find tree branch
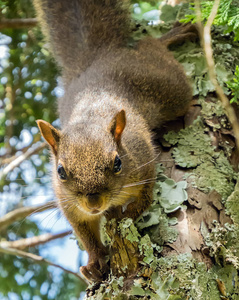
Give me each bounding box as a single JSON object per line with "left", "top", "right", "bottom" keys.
{"left": 0, "top": 245, "right": 88, "bottom": 285}
{"left": 0, "top": 18, "right": 38, "bottom": 30}
{"left": 0, "top": 135, "right": 42, "bottom": 165}
{"left": 0, "top": 230, "right": 72, "bottom": 250}
{"left": 195, "top": 0, "right": 239, "bottom": 151}
{"left": 0, "top": 142, "right": 47, "bottom": 180}
{"left": 0, "top": 201, "right": 56, "bottom": 232}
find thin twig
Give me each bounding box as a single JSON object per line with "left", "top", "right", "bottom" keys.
{"left": 0, "top": 246, "right": 88, "bottom": 285}
{"left": 0, "top": 18, "right": 38, "bottom": 29}
{"left": 5, "top": 84, "right": 15, "bottom": 153}
{"left": 0, "top": 135, "right": 42, "bottom": 165}
{"left": 0, "top": 201, "right": 56, "bottom": 232}
{"left": 0, "top": 230, "right": 72, "bottom": 250}
{"left": 195, "top": 0, "right": 239, "bottom": 150}
{"left": 0, "top": 142, "right": 47, "bottom": 180}
{"left": 194, "top": 0, "right": 203, "bottom": 40}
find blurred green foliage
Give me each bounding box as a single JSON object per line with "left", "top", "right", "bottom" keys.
{"left": 0, "top": 0, "right": 58, "bottom": 147}
{"left": 181, "top": 0, "right": 239, "bottom": 41}
{"left": 0, "top": 0, "right": 58, "bottom": 194}
{"left": 226, "top": 65, "right": 239, "bottom": 103}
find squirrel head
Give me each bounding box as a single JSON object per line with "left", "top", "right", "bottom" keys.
{"left": 36, "top": 110, "right": 133, "bottom": 216}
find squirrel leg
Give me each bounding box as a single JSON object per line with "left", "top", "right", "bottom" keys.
{"left": 122, "top": 184, "right": 153, "bottom": 221}
{"left": 159, "top": 22, "right": 199, "bottom": 48}
{"left": 75, "top": 219, "right": 109, "bottom": 282}
{"left": 106, "top": 184, "right": 153, "bottom": 222}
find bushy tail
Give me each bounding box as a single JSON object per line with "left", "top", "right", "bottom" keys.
{"left": 33, "top": 0, "right": 131, "bottom": 82}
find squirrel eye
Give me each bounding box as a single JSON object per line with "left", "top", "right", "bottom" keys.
{"left": 57, "top": 164, "right": 67, "bottom": 180}
{"left": 113, "top": 155, "right": 122, "bottom": 174}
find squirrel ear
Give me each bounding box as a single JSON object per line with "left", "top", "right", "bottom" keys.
{"left": 109, "top": 110, "right": 126, "bottom": 144}
{"left": 36, "top": 120, "right": 60, "bottom": 155}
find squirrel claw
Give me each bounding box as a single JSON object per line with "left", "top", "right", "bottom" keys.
{"left": 80, "top": 265, "right": 102, "bottom": 282}
{"left": 80, "top": 259, "right": 109, "bottom": 282}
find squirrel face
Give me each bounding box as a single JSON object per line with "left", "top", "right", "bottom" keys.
{"left": 36, "top": 110, "right": 138, "bottom": 217}
{"left": 54, "top": 129, "right": 127, "bottom": 216}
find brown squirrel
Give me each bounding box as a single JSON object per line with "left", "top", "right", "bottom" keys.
{"left": 34, "top": 0, "right": 196, "bottom": 282}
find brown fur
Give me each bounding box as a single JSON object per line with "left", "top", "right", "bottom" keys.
{"left": 34, "top": 0, "right": 196, "bottom": 282}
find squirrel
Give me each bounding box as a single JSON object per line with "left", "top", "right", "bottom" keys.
{"left": 33, "top": 0, "right": 197, "bottom": 282}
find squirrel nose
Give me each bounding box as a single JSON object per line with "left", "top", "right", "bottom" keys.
{"left": 86, "top": 193, "right": 102, "bottom": 209}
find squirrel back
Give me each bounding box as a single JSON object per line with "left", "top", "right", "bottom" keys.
{"left": 58, "top": 38, "right": 192, "bottom": 129}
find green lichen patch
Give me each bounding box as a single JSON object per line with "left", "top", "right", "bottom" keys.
{"left": 200, "top": 98, "right": 231, "bottom": 132}
{"left": 136, "top": 165, "right": 186, "bottom": 246}
{"left": 164, "top": 118, "right": 215, "bottom": 168}
{"left": 129, "top": 254, "right": 221, "bottom": 300}
{"left": 138, "top": 234, "right": 161, "bottom": 265}
{"left": 118, "top": 218, "right": 140, "bottom": 243}
{"left": 204, "top": 221, "right": 239, "bottom": 269}
{"left": 200, "top": 98, "right": 225, "bottom": 120}
{"left": 173, "top": 42, "right": 234, "bottom": 97}
{"left": 133, "top": 254, "right": 238, "bottom": 300}
{"left": 164, "top": 118, "right": 213, "bottom": 167}
{"left": 173, "top": 42, "right": 213, "bottom": 96}
{"left": 193, "top": 157, "right": 236, "bottom": 201}
{"left": 164, "top": 117, "right": 237, "bottom": 200}
{"left": 87, "top": 276, "right": 127, "bottom": 300}
{"left": 172, "top": 29, "right": 239, "bottom": 98}
{"left": 100, "top": 216, "right": 112, "bottom": 246}
{"left": 226, "top": 179, "right": 239, "bottom": 225}
{"left": 136, "top": 204, "right": 178, "bottom": 246}
{"left": 213, "top": 265, "right": 239, "bottom": 299}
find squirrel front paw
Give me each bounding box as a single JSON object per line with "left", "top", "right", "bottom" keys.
{"left": 80, "top": 257, "right": 109, "bottom": 282}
